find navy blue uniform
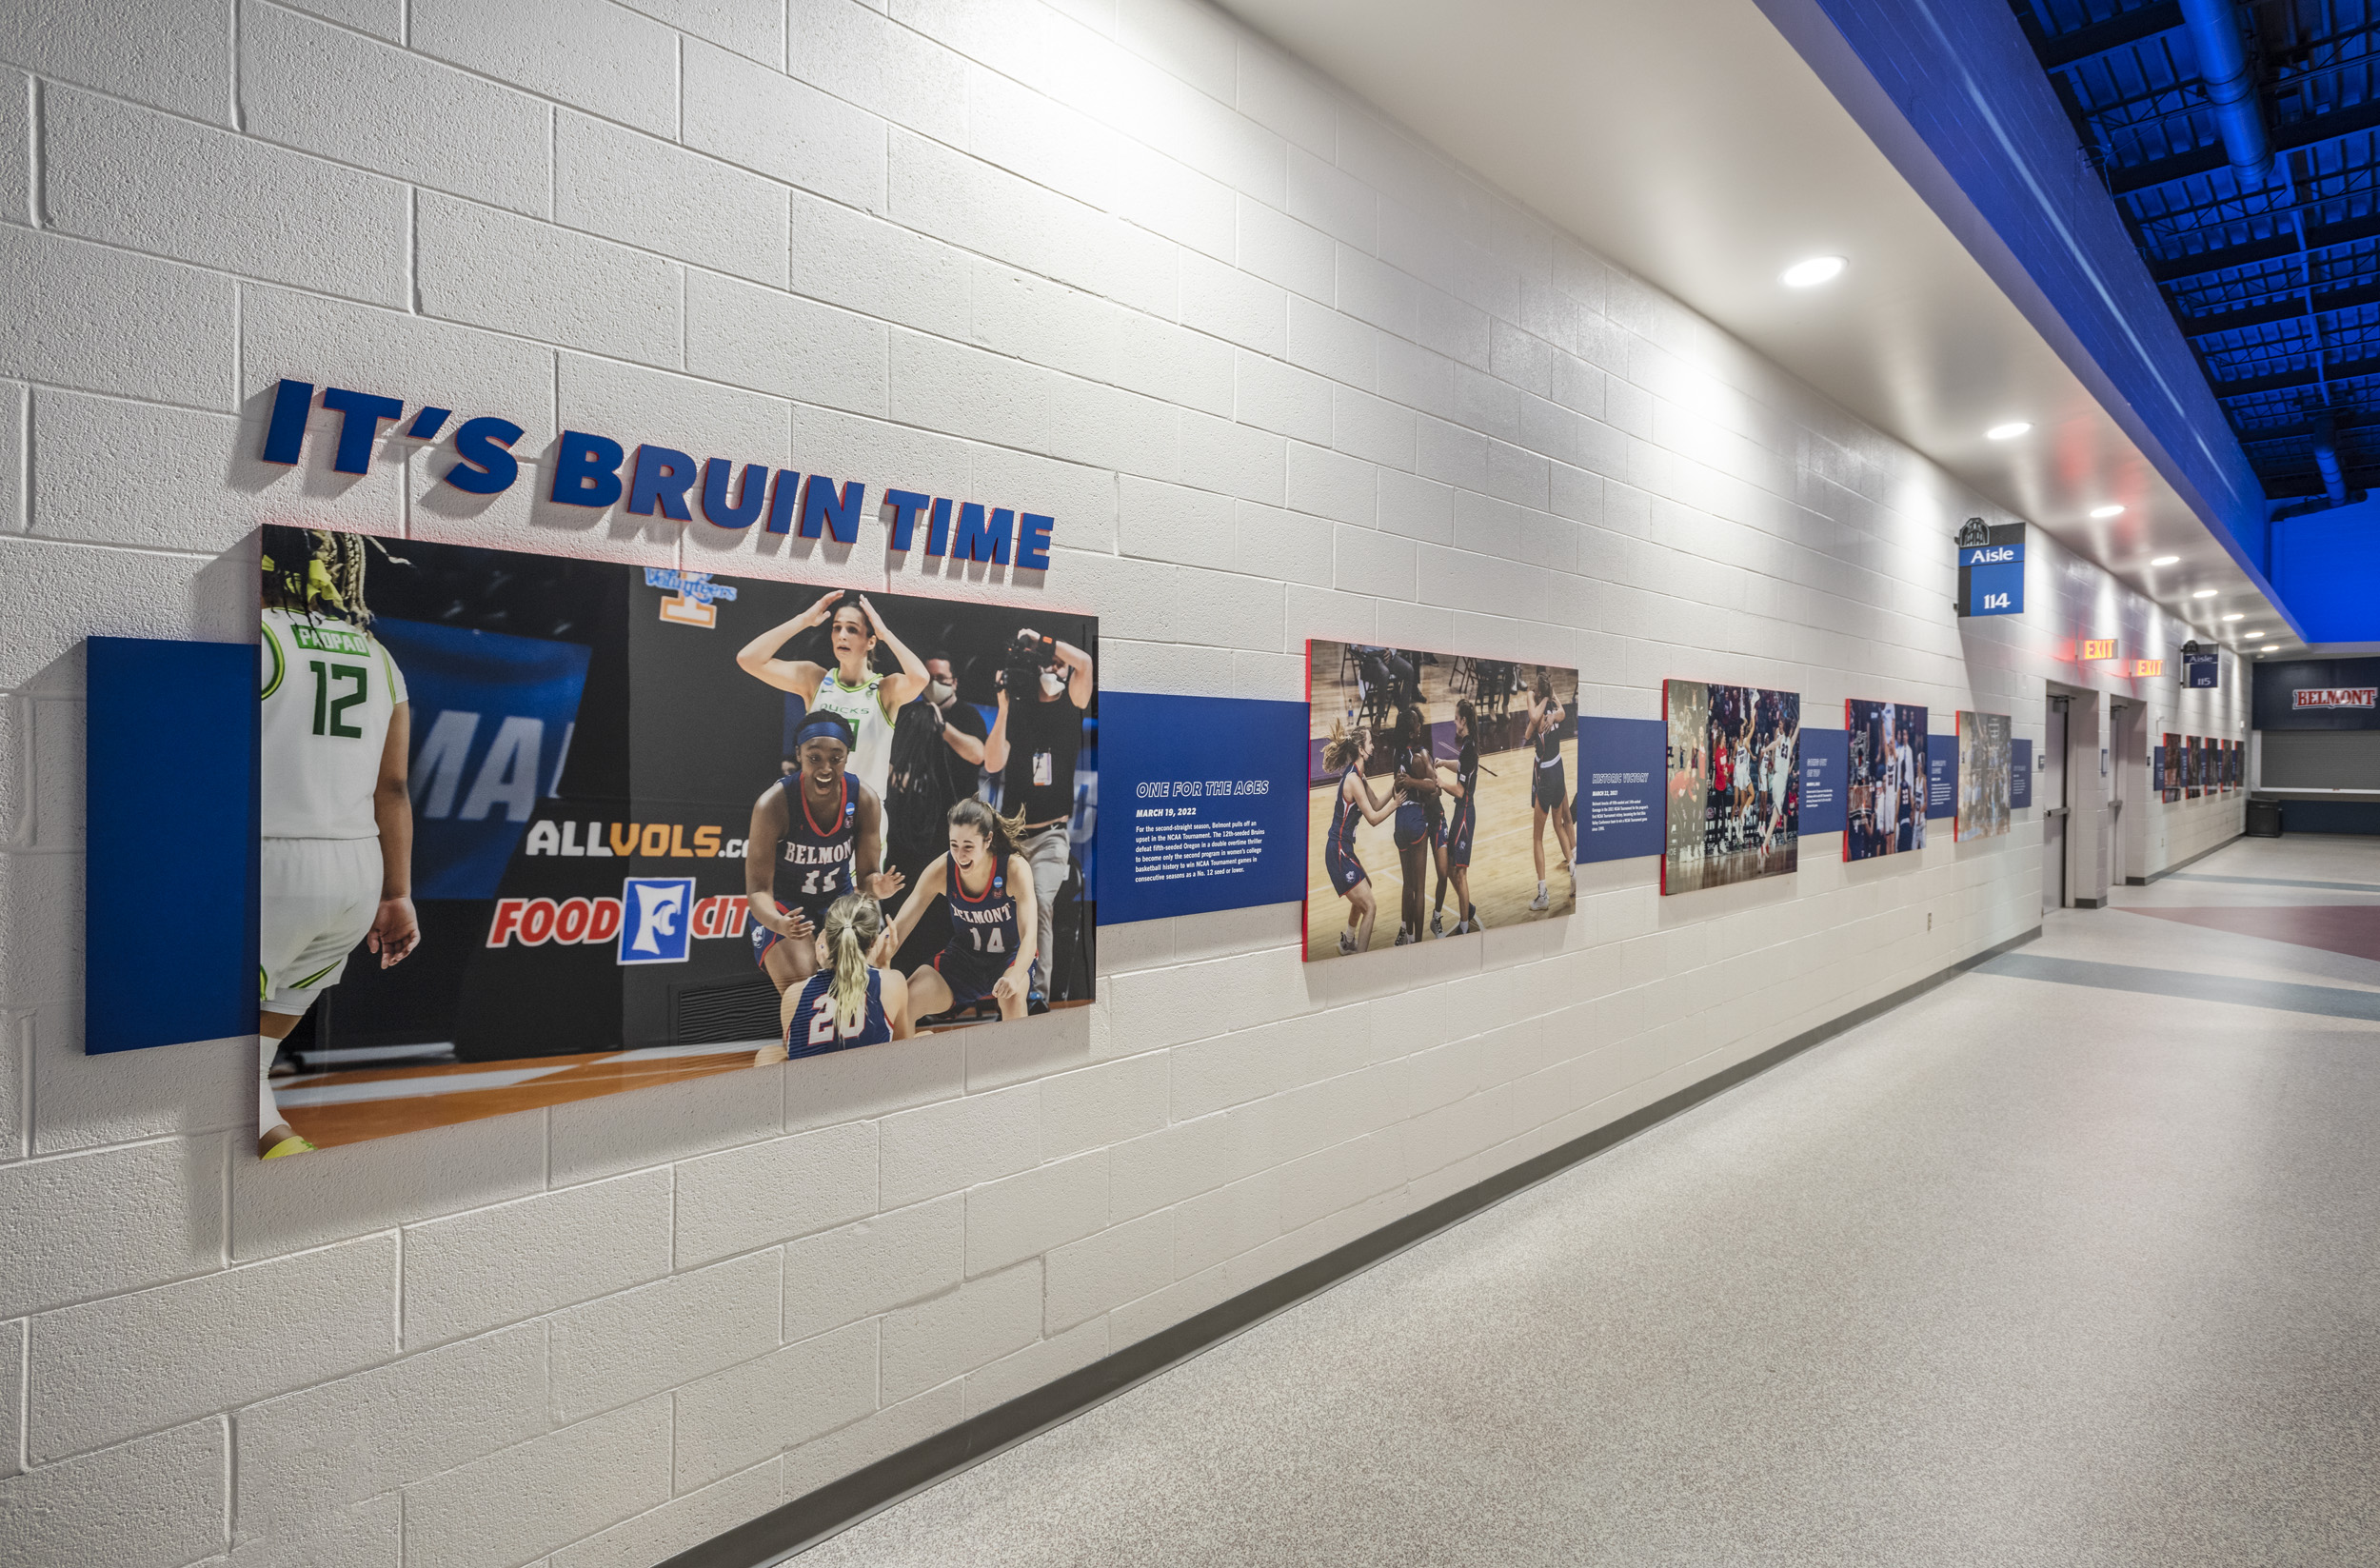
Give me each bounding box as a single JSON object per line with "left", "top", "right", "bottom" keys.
{"left": 1446, "top": 738, "right": 1479, "bottom": 868}
{"left": 786, "top": 967, "right": 892, "bottom": 1057}
{"left": 1324, "top": 764, "right": 1367, "bottom": 892}
{"left": 1392, "top": 742, "right": 1439, "bottom": 849}
{"left": 753, "top": 775, "right": 858, "bottom": 969}
{"left": 934, "top": 860, "right": 1021, "bottom": 1006}
{"left": 1533, "top": 709, "right": 1567, "bottom": 810}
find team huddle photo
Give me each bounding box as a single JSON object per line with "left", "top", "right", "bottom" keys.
{"left": 1845, "top": 699, "right": 1928, "bottom": 862}
{"left": 1302, "top": 642, "right": 1578, "bottom": 961}
{"left": 253, "top": 526, "right": 1097, "bottom": 1159}
{"left": 1661, "top": 679, "right": 1800, "bottom": 895}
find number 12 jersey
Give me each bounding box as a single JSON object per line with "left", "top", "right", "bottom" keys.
{"left": 261, "top": 608, "right": 408, "bottom": 840}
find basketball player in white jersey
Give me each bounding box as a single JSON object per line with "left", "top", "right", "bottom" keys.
{"left": 255, "top": 528, "right": 419, "bottom": 1159}
{"left": 736, "top": 591, "right": 929, "bottom": 807}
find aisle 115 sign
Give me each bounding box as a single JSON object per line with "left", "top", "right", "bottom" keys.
{"left": 1954, "top": 520, "right": 2026, "bottom": 618}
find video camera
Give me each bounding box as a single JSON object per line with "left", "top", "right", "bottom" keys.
{"left": 999, "top": 629, "right": 1060, "bottom": 694}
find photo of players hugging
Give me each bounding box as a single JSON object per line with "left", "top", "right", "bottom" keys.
{"left": 1303, "top": 642, "right": 1578, "bottom": 962}
{"left": 255, "top": 526, "right": 1096, "bottom": 1157}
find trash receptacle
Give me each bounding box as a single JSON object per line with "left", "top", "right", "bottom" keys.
{"left": 2247, "top": 797, "right": 2283, "bottom": 838}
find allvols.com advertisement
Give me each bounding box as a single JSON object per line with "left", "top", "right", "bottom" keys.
{"left": 259, "top": 527, "right": 1097, "bottom": 1154}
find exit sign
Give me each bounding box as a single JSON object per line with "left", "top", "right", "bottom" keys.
{"left": 2132, "top": 659, "right": 2165, "bottom": 677}
{"left": 2080, "top": 639, "right": 2117, "bottom": 661}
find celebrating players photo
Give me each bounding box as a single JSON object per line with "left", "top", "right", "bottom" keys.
{"left": 252, "top": 527, "right": 1096, "bottom": 1156}
{"left": 1304, "top": 642, "right": 1578, "bottom": 961}
{"left": 1955, "top": 711, "right": 2013, "bottom": 842}
{"left": 1661, "top": 678, "right": 1801, "bottom": 895}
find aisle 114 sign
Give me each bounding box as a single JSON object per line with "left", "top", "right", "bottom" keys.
{"left": 1955, "top": 520, "right": 2025, "bottom": 617}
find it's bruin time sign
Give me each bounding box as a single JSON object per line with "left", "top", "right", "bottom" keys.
{"left": 258, "top": 377, "right": 1059, "bottom": 570}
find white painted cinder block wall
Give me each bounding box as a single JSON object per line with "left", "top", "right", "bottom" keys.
{"left": 0, "top": 1, "right": 2246, "bottom": 1563}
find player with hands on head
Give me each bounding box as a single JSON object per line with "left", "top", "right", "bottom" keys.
{"left": 755, "top": 893, "right": 912, "bottom": 1066}
{"left": 745, "top": 712, "right": 903, "bottom": 997}
{"left": 887, "top": 798, "right": 1039, "bottom": 1022}
{"left": 1321, "top": 721, "right": 1403, "bottom": 956}
{"left": 735, "top": 590, "right": 928, "bottom": 804}
{"left": 255, "top": 527, "right": 419, "bottom": 1160}
{"left": 982, "top": 625, "right": 1093, "bottom": 1003}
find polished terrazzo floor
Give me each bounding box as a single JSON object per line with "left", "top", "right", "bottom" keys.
{"left": 802, "top": 835, "right": 2380, "bottom": 1566}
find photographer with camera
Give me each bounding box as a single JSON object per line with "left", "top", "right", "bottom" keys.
{"left": 983, "top": 627, "right": 1094, "bottom": 1006}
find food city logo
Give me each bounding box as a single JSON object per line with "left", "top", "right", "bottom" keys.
{"left": 2293, "top": 686, "right": 2379, "bottom": 708}
{"left": 258, "top": 376, "right": 1058, "bottom": 569}
{"left": 485, "top": 879, "right": 752, "bottom": 964}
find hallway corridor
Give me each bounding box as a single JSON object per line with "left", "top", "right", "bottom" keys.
{"left": 803, "top": 837, "right": 2380, "bottom": 1566}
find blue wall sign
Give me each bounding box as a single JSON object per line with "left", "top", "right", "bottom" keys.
{"left": 1096, "top": 691, "right": 1305, "bottom": 923}
{"left": 1957, "top": 526, "right": 2027, "bottom": 618}
{"left": 2182, "top": 650, "right": 2219, "bottom": 689}
{"left": 2012, "top": 739, "right": 2033, "bottom": 808}
{"left": 1927, "top": 733, "right": 1957, "bottom": 819}
{"left": 1577, "top": 717, "right": 1665, "bottom": 863}
{"left": 1800, "top": 727, "right": 1849, "bottom": 836}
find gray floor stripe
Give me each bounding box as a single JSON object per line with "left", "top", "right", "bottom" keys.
{"left": 2166, "top": 872, "right": 2380, "bottom": 894}
{"left": 1976, "top": 952, "right": 2380, "bottom": 1022}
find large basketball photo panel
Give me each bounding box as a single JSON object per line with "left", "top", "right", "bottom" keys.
{"left": 255, "top": 527, "right": 1097, "bottom": 1155}
{"left": 1303, "top": 642, "right": 1578, "bottom": 959}
{"left": 1845, "top": 699, "right": 1928, "bottom": 862}
{"left": 1660, "top": 679, "right": 1800, "bottom": 895}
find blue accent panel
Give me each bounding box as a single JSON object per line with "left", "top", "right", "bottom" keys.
{"left": 375, "top": 619, "right": 593, "bottom": 899}
{"left": 1760, "top": 0, "right": 2283, "bottom": 603}
{"left": 1799, "top": 727, "right": 1849, "bottom": 835}
{"left": 86, "top": 637, "right": 257, "bottom": 1053}
{"left": 2253, "top": 654, "right": 2380, "bottom": 729}
{"left": 1576, "top": 717, "right": 1664, "bottom": 863}
{"left": 2013, "top": 739, "right": 2033, "bottom": 808}
{"left": 1927, "top": 733, "right": 1957, "bottom": 820}
{"left": 1097, "top": 691, "right": 1305, "bottom": 923}
{"left": 2271, "top": 499, "right": 2380, "bottom": 643}
{"left": 2269, "top": 799, "right": 2380, "bottom": 835}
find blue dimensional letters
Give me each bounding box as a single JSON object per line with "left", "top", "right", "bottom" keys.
{"left": 552, "top": 430, "right": 626, "bottom": 507}
{"left": 444, "top": 416, "right": 522, "bottom": 495}
{"left": 255, "top": 374, "right": 1058, "bottom": 564}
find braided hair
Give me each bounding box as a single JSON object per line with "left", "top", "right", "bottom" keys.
{"left": 259, "top": 526, "right": 374, "bottom": 625}
{"left": 817, "top": 894, "right": 886, "bottom": 1036}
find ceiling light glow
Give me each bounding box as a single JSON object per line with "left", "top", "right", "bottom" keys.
{"left": 2246, "top": 630, "right": 2265, "bottom": 639}
{"left": 2089, "top": 504, "right": 2125, "bottom": 519}
{"left": 1986, "top": 422, "right": 2033, "bottom": 441}
{"left": 2221, "top": 613, "right": 2244, "bottom": 622}
{"left": 2192, "top": 588, "right": 2218, "bottom": 599}
{"left": 2150, "top": 555, "right": 2180, "bottom": 566}
{"left": 1780, "top": 255, "right": 1847, "bottom": 288}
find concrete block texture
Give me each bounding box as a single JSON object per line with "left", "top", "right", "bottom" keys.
{"left": 29, "top": 1235, "right": 397, "bottom": 1461}
{"left": 43, "top": 89, "right": 407, "bottom": 307}
{"left": 0, "top": 0, "right": 2253, "bottom": 1561}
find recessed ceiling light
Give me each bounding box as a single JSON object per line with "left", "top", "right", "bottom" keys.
{"left": 1780, "top": 255, "right": 1847, "bottom": 288}
{"left": 2192, "top": 588, "right": 2218, "bottom": 599}
{"left": 2150, "top": 554, "right": 2180, "bottom": 566}
{"left": 2246, "top": 630, "right": 2265, "bottom": 639}
{"left": 2221, "top": 613, "right": 2244, "bottom": 622}
{"left": 1986, "top": 422, "right": 2033, "bottom": 441}
{"left": 2089, "top": 504, "right": 2125, "bottom": 519}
